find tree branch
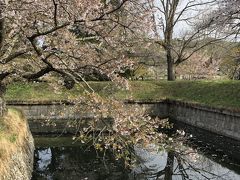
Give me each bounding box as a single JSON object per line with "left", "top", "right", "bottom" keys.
{"left": 23, "top": 66, "right": 53, "bottom": 80}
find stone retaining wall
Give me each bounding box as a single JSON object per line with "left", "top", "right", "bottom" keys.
{"left": 168, "top": 100, "right": 240, "bottom": 141}
{"left": 124, "top": 100, "right": 169, "bottom": 118}
{"left": 7, "top": 100, "right": 240, "bottom": 141}
{"left": 7, "top": 101, "right": 112, "bottom": 134}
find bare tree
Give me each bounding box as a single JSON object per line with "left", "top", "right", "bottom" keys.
{"left": 206, "top": 0, "right": 240, "bottom": 37}
{"left": 148, "top": 0, "right": 225, "bottom": 80}
{"left": 201, "top": 0, "right": 240, "bottom": 80}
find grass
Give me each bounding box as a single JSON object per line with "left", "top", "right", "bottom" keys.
{"left": 5, "top": 80, "right": 240, "bottom": 110}
{"left": 5, "top": 81, "right": 114, "bottom": 101}
{"left": 0, "top": 109, "right": 30, "bottom": 176}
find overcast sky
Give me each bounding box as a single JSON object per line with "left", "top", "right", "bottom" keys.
{"left": 154, "top": 0, "right": 215, "bottom": 38}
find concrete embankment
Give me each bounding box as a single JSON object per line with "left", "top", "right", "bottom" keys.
{"left": 167, "top": 100, "right": 240, "bottom": 141}
{"left": 128, "top": 100, "right": 240, "bottom": 141}
{"left": 0, "top": 109, "right": 34, "bottom": 180}
{"left": 7, "top": 100, "right": 115, "bottom": 134}
{"left": 7, "top": 100, "right": 240, "bottom": 141}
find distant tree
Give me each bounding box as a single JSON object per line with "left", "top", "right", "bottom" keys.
{"left": 206, "top": 0, "right": 240, "bottom": 37}
{"left": 148, "top": 0, "right": 225, "bottom": 80}
{"left": 202, "top": 0, "right": 240, "bottom": 80}
{"left": 220, "top": 45, "right": 240, "bottom": 80}
{"left": 176, "top": 50, "right": 220, "bottom": 80}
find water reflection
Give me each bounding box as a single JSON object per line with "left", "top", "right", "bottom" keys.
{"left": 32, "top": 144, "right": 129, "bottom": 180}
{"left": 172, "top": 121, "right": 240, "bottom": 175}
{"left": 32, "top": 136, "right": 240, "bottom": 180}
{"left": 132, "top": 148, "right": 240, "bottom": 180}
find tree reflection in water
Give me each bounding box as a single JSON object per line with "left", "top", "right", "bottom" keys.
{"left": 32, "top": 146, "right": 129, "bottom": 180}
{"left": 132, "top": 147, "right": 240, "bottom": 180}
{"left": 32, "top": 141, "right": 240, "bottom": 180}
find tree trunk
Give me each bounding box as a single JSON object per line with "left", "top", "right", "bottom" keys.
{"left": 0, "top": 18, "right": 4, "bottom": 49}
{"left": 0, "top": 1, "right": 5, "bottom": 50}
{"left": 164, "top": 151, "right": 174, "bottom": 180}
{"left": 166, "top": 48, "right": 175, "bottom": 81}
{"left": 162, "top": 0, "right": 179, "bottom": 81}
{"left": 0, "top": 83, "right": 6, "bottom": 117}
{"left": 164, "top": 23, "right": 175, "bottom": 81}
{"left": 166, "top": 46, "right": 175, "bottom": 81}
{"left": 0, "top": 1, "right": 6, "bottom": 117}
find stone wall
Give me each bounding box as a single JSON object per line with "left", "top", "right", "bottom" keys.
{"left": 125, "top": 100, "right": 169, "bottom": 118}
{"left": 168, "top": 100, "right": 240, "bottom": 141}
{"left": 7, "top": 100, "right": 168, "bottom": 134}
{"left": 6, "top": 100, "right": 240, "bottom": 141}
{"left": 128, "top": 100, "right": 240, "bottom": 141}
{"left": 7, "top": 101, "right": 111, "bottom": 134}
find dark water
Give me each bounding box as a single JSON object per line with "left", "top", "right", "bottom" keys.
{"left": 32, "top": 123, "right": 240, "bottom": 180}
{"left": 31, "top": 137, "right": 128, "bottom": 180}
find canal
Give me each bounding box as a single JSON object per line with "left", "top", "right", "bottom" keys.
{"left": 31, "top": 122, "right": 240, "bottom": 180}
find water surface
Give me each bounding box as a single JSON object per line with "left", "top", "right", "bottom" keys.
{"left": 32, "top": 124, "right": 240, "bottom": 180}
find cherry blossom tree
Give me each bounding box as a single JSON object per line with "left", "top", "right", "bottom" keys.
{"left": 0, "top": 0, "right": 171, "bottom": 166}
{"left": 176, "top": 49, "right": 221, "bottom": 80}
{"left": 0, "top": 0, "right": 153, "bottom": 104}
